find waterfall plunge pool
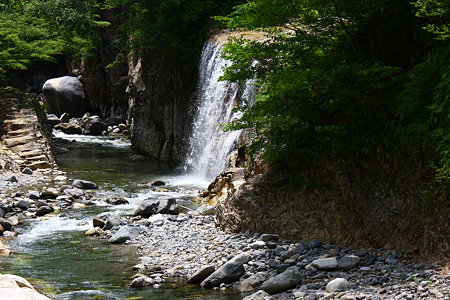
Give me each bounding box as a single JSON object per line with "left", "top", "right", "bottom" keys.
{"left": 0, "top": 135, "right": 241, "bottom": 300}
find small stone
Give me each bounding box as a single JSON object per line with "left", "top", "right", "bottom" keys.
{"left": 151, "top": 180, "right": 166, "bottom": 186}
{"left": 250, "top": 241, "right": 266, "bottom": 249}
{"left": 108, "top": 226, "right": 142, "bottom": 244}
{"left": 28, "top": 191, "right": 40, "bottom": 199}
{"left": 201, "top": 261, "right": 245, "bottom": 288}
{"left": 243, "top": 290, "right": 274, "bottom": 300}
{"left": 60, "top": 112, "right": 70, "bottom": 123}
{"left": 35, "top": 206, "right": 54, "bottom": 216}
{"left": 338, "top": 255, "right": 360, "bottom": 270}
{"left": 72, "top": 179, "right": 98, "bottom": 189}
{"left": 326, "top": 278, "right": 350, "bottom": 292}
{"left": 21, "top": 168, "right": 33, "bottom": 175}
{"left": 54, "top": 175, "right": 67, "bottom": 182}
{"left": 85, "top": 227, "right": 104, "bottom": 236}
{"left": 261, "top": 267, "right": 301, "bottom": 294}
{"left": 196, "top": 205, "right": 216, "bottom": 216}
{"left": 93, "top": 218, "right": 105, "bottom": 228}
{"left": 312, "top": 257, "right": 338, "bottom": 270}
{"left": 260, "top": 234, "right": 280, "bottom": 242}
{"left": 130, "top": 276, "right": 154, "bottom": 288}
{"left": 6, "top": 176, "right": 18, "bottom": 183}
{"left": 16, "top": 199, "right": 31, "bottom": 210}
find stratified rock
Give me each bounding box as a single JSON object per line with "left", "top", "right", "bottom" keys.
{"left": 107, "top": 226, "right": 142, "bottom": 244}
{"left": 326, "top": 278, "right": 350, "bottom": 292}
{"left": 187, "top": 265, "right": 216, "bottom": 284}
{"left": 35, "top": 206, "right": 54, "bottom": 217}
{"left": 312, "top": 257, "right": 338, "bottom": 270}
{"left": 260, "top": 267, "right": 301, "bottom": 294}
{"left": 83, "top": 119, "right": 108, "bottom": 136}
{"left": 338, "top": 255, "right": 360, "bottom": 270}
{"left": 42, "top": 76, "right": 90, "bottom": 117}
{"left": 72, "top": 179, "right": 98, "bottom": 189}
{"left": 134, "top": 199, "right": 178, "bottom": 218}
{"left": 260, "top": 234, "right": 280, "bottom": 242}
{"left": 243, "top": 290, "right": 274, "bottom": 300}
{"left": 201, "top": 261, "right": 245, "bottom": 288}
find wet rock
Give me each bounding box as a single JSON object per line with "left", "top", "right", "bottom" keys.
{"left": 187, "top": 265, "right": 216, "bottom": 284}
{"left": 201, "top": 261, "right": 245, "bottom": 288}
{"left": 196, "top": 205, "right": 216, "bottom": 216}
{"left": 0, "top": 218, "right": 12, "bottom": 231}
{"left": 261, "top": 267, "right": 301, "bottom": 294}
{"left": 60, "top": 112, "right": 70, "bottom": 123}
{"left": 6, "top": 176, "right": 18, "bottom": 183}
{"left": 134, "top": 199, "right": 178, "bottom": 218}
{"left": 40, "top": 188, "right": 60, "bottom": 199}
{"left": 326, "top": 278, "right": 350, "bottom": 292}
{"left": 72, "top": 179, "right": 98, "bottom": 189}
{"left": 338, "top": 255, "right": 360, "bottom": 270}
{"left": 21, "top": 168, "right": 33, "bottom": 175}
{"left": 103, "top": 214, "right": 124, "bottom": 230}
{"left": 260, "top": 234, "right": 280, "bottom": 242}
{"left": 106, "top": 197, "right": 129, "bottom": 205}
{"left": 93, "top": 218, "right": 105, "bottom": 229}
{"left": 243, "top": 290, "right": 274, "bottom": 300}
{"left": 312, "top": 257, "right": 338, "bottom": 270}
{"left": 64, "top": 188, "right": 85, "bottom": 198}
{"left": 130, "top": 275, "right": 154, "bottom": 288}
{"left": 151, "top": 180, "right": 166, "bottom": 186}
{"left": 85, "top": 227, "right": 104, "bottom": 236}
{"left": 54, "top": 176, "right": 67, "bottom": 182}
{"left": 35, "top": 206, "right": 54, "bottom": 217}
{"left": 28, "top": 191, "right": 40, "bottom": 199}
{"left": 83, "top": 119, "right": 108, "bottom": 136}
{"left": 108, "top": 226, "right": 142, "bottom": 244}
{"left": 54, "top": 123, "right": 83, "bottom": 134}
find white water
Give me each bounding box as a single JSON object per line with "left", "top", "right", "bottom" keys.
{"left": 184, "top": 39, "right": 255, "bottom": 181}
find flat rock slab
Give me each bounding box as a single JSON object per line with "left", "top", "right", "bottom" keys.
{"left": 201, "top": 261, "right": 245, "bottom": 288}
{"left": 312, "top": 257, "right": 338, "bottom": 270}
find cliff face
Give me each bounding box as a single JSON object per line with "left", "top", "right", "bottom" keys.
{"left": 127, "top": 55, "right": 196, "bottom": 162}
{"left": 212, "top": 158, "right": 449, "bottom": 259}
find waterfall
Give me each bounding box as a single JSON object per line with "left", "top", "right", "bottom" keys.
{"left": 184, "top": 39, "right": 254, "bottom": 181}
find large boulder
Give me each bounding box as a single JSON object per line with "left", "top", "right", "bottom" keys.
{"left": 107, "top": 226, "right": 142, "bottom": 244}
{"left": 0, "top": 273, "right": 51, "bottom": 300}
{"left": 83, "top": 119, "right": 108, "bottom": 136}
{"left": 201, "top": 261, "right": 245, "bottom": 288}
{"left": 134, "top": 199, "right": 178, "bottom": 218}
{"left": 42, "top": 76, "right": 90, "bottom": 117}
{"left": 260, "top": 267, "right": 301, "bottom": 294}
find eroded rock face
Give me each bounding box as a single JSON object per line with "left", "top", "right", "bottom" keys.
{"left": 42, "top": 76, "right": 90, "bottom": 118}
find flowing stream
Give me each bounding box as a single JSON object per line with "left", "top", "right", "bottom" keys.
{"left": 0, "top": 134, "right": 240, "bottom": 299}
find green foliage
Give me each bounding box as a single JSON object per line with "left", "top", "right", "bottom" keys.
{"left": 0, "top": 0, "right": 106, "bottom": 82}
{"left": 104, "top": 0, "right": 242, "bottom": 66}
{"left": 415, "top": 0, "right": 450, "bottom": 39}
{"left": 218, "top": 0, "right": 450, "bottom": 188}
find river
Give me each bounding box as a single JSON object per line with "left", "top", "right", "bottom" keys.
{"left": 0, "top": 133, "right": 241, "bottom": 300}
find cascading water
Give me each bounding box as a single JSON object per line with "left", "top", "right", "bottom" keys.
{"left": 184, "top": 39, "right": 254, "bottom": 181}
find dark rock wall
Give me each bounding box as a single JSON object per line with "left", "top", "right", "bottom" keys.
{"left": 127, "top": 55, "right": 196, "bottom": 162}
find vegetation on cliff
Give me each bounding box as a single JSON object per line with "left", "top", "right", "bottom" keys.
{"left": 218, "top": 0, "right": 449, "bottom": 195}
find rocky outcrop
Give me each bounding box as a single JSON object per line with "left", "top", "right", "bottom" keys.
{"left": 214, "top": 160, "right": 450, "bottom": 258}
{"left": 0, "top": 88, "right": 57, "bottom": 172}
{"left": 41, "top": 76, "right": 90, "bottom": 117}
{"left": 0, "top": 273, "right": 50, "bottom": 300}
{"left": 127, "top": 56, "right": 196, "bottom": 162}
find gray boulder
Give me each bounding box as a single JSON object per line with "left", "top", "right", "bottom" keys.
{"left": 201, "top": 261, "right": 245, "bottom": 288}
{"left": 312, "top": 257, "right": 338, "bottom": 270}
{"left": 42, "top": 76, "right": 90, "bottom": 117}
{"left": 260, "top": 234, "right": 280, "bottom": 242}
{"left": 243, "top": 290, "right": 274, "bottom": 300}
{"left": 326, "top": 278, "right": 350, "bottom": 292}
{"left": 0, "top": 218, "right": 12, "bottom": 231}
{"left": 63, "top": 188, "right": 85, "bottom": 198}
{"left": 239, "top": 272, "right": 268, "bottom": 292}
{"left": 83, "top": 119, "right": 108, "bottom": 136}
{"left": 6, "top": 175, "right": 18, "bottom": 183}
{"left": 338, "top": 255, "right": 360, "bottom": 270}
{"left": 196, "top": 205, "right": 216, "bottom": 216}
{"left": 108, "top": 226, "right": 142, "bottom": 244}
{"left": 16, "top": 199, "right": 31, "bottom": 210}
{"left": 134, "top": 199, "right": 178, "bottom": 217}
{"left": 35, "top": 206, "right": 54, "bottom": 217}
{"left": 187, "top": 265, "right": 216, "bottom": 284}
{"left": 72, "top": 179, "right": 98, "bottom": 189}
{"left": 260, "top": 267, "right": 301, "bottom": 294}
